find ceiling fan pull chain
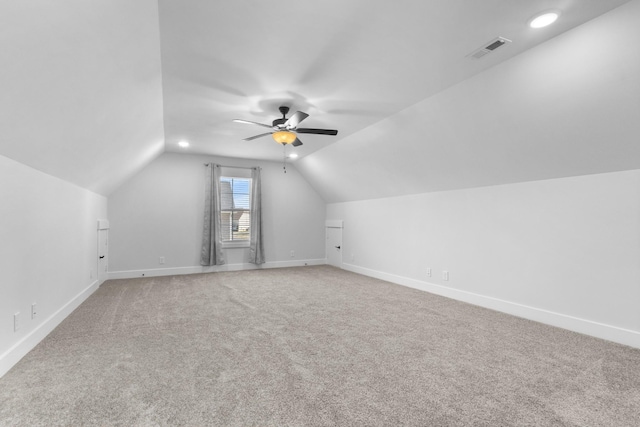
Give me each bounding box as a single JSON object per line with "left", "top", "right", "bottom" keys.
{"left": 282, "top": 145, "right": 287, "bottom": 174}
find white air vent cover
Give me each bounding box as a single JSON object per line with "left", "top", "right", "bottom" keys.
{"left": 467, "top": 37, "right": 512, "bottom": 59}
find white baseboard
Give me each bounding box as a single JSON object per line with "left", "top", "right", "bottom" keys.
{"left": 108, "top": 258, "right": 326, "bottom": 280}
{"left": 342, "top": 263, "right": 640, "bottom": 349}
{"left": 0, "top": 280, "right": 100, "bottom": 378}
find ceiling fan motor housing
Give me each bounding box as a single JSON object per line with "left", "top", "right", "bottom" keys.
{"left": 272, "top": 118, "right": 287, "bottom": 127}
{"left": 273, "top": 106, "right": 290, "bottom": 127}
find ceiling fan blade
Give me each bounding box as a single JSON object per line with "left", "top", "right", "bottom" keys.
{"left": 242, "top": 132, "right": 272, "bottom": 141}
{"left": 292, "top": 138, "right": 303, "bottom": 147}
{"left": 233, "top": 119, "right": 273, "bottom": 129}
{"left": 284, "top": 111, "right": 309, "bottom": 128}
{"left": 296, "top": 128, "right": 338, "bottom": 136}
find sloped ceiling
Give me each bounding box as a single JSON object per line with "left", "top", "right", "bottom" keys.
{"left": 0, "top": 0, "right": 635, "bottom": 198}
{"left": 158, "top": 0, "right": 630, "bottom": 163}
{"left": 0, "top": 0, "right": 165, "bottom": 195}
{"left": 297, "top": 0, "right": 640, "bottom": 202}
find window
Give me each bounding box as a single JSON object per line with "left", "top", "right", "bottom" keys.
{"left": 220, "top": 176, "right": 251, "bottom": 246}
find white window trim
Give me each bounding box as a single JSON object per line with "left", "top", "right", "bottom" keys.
{"left": 220, "top": 167, "right": 252, "bottom": 249}
{"left": 222, "top": 240, "right": 250, "bottom": 249}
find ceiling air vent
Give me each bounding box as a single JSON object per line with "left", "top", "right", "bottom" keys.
{"left": 467, "top": 36, "right": 512, "bottom": 59}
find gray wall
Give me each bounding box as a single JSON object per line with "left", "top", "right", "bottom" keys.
{"left": 327, "top": 169, "right": 640, "bottom": 347}
{"left": 0, "top": 155, "right": 107, "bottom": 376}
{"left": 108, "top": 153, "right": 327, "bottom": 276}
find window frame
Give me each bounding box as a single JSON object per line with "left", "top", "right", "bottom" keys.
{"left": 219, "top": 168, "right": 252, "bottom": 249}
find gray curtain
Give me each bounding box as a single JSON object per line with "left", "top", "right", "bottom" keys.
{"left": 201, "top": 164, "right": 225, "bottom": 266}
{"left": 249, "top": 167, "right": 265, "bottom": 264}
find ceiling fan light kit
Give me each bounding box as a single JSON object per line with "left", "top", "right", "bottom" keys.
{"left": 234, "top": 105, "right": 338, "bottom": 149}
{"left": 272, "top": 131, "right": 297, "bottom": 144}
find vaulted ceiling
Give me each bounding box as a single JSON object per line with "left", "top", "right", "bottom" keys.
{"left": 1, "top": 0, "right": 637, "bottom": 200}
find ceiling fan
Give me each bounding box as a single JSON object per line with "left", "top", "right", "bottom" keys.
{"left": 233, "top": 106, "right": 338, "bottom": 147}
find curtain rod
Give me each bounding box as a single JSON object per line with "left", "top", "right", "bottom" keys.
{"left": 203, "top": 163, "right": 259, "bottom": 170}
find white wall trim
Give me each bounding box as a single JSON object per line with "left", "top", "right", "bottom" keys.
{"left": 0, "top": 280, "right": 100, "bottom": 378}
{"left": 108, "top": 258, "right": 326, "bottom": 280}
{"left": 341, "top": 263, "right": 640, "bottom": 349}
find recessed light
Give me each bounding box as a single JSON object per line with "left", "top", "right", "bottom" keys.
{"left": 287, "top": 153, "right": 299, "bottom": 159}
{"left": 529, "top": 11, "right": 560, "bottom": 29}
{"left": 178, "top": 140, "right": 189, "bottom": 148}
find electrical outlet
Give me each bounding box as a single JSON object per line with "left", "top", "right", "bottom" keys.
{"left": 14, "top": 312, "right": 20, "bottom": 332}
{"left": 290, "top": 250, "right": 295, "bottom": 258}
{"left": 159, "top": 256, "right": 165, "bottom": 265}
{"left": 31, "top": 303, "right": 37, "bottom": 319}
{"left": 426, "top": 268, "right": 432, "bottom": 277}
{"left": 442, "top": 270, "right": 449, "bottom": 281}
{"left": 351, "top": 253, "right": 355, "bottom": 262}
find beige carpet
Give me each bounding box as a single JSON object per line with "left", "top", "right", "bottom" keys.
{"left": 1, "top": 266, "right": 639, "bottom": 426}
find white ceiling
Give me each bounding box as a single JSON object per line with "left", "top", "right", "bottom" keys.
{"left": 0, "top": 0, "right": 635, "bottom": 196}
{"left": 298, "top": 0, "right": 640, "bottom": 202}
{"left": 158, "top": 0, "right": 630, "bottom": 162}
{"left": 0, "top": 0, "right": 165, "bottom": 195}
